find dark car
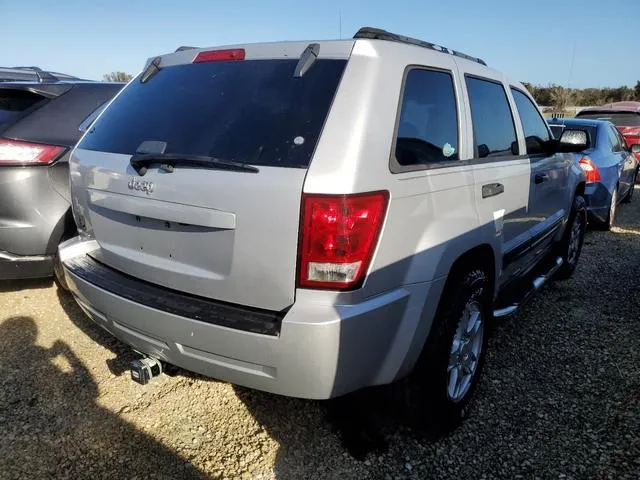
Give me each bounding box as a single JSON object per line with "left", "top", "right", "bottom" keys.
{"left": 0, "top": 66, "right": 84, "bottom": 83}
{"left": 0, "top": 74, "right": 123, "bottom": 283}
{"left": 576, "top": 102, "right": 640, "bottom": 163}
{"left": 548, "top": 118, "right": 638, "bottom": 229}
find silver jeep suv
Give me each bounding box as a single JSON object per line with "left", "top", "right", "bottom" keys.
{"left": 60, "top": 27, "right": 587, "bottom": 425}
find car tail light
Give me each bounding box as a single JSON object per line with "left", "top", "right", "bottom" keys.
{"left": 0, "top": 138, "right": 65, "bottom": 166}
{"left": 579, "top": 156, "right": 601, "bottom": 183}
{"left": 193, "top": 49, "right": 245, "bottom": 63}
{"left": 298, "top": 191, "right": 389, "bottom": 290}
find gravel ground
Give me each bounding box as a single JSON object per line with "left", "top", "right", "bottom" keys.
{"left": 1, "top": 191, "right": 639, "bottom": 480}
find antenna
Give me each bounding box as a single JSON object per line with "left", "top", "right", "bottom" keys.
{"left": 566, "top": 40, "right": 577, "bottom": 112}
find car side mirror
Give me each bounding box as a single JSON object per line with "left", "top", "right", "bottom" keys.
{"left": 557, "top": 129, "right": 589, "bottom": 152}
{"left": 631, "top": 144, "right": 640, "bottom": 154}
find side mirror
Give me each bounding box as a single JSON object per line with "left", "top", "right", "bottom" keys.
{"left": 631, "top": 144, "right": 640, "bottom": 154}
{"left": 558, "top": 129, "right": 589, "bottom": 152}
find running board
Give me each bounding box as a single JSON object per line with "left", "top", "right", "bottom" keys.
{"left": 493, "top": 256, "right": 563, "bottom": 319}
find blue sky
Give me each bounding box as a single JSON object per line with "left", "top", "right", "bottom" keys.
{"left": 1, "top": 0, "right": 637, "bottom": 88}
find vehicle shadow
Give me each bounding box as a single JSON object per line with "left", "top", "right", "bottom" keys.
{"left": 0, "top": 315, "right": 206, "bottom": 479}
{"left": 232, "top": 377, "right": 453, "bottom": 479}
{"left": 0, "top": 277, "right": 53, "bottom": 293}
{"left": 56, "top": 287, "right": 138, "bottom": 376}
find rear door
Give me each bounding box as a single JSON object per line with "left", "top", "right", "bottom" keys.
{"left": 461, "top": 73, "right": 532, "bottom": 286}
{"left": 71, "top": 47, "right": 349, "bottom": 311}
{"left": 510, "top": 88, "right": 567, "bottom": 255}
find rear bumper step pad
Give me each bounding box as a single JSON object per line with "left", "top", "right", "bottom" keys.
{"left": 63, "top": 254, "right": 285, "bottom": 336}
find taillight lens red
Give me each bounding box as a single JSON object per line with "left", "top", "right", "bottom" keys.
{"left": 193, "top": 49, "right": 245, "bottom": 63}
{"left": 0, "top": 138, "right": 65, "bottom": 166}
{"left": 298, "top": 191, "right": 389, "bottom": 290}
{"left": 579, "top": 156, "right": 601, "bottom": 183}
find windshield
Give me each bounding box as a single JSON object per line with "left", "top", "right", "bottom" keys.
{"left": 576, "top": 112, "right": 640, "bottom": 127}
{"left": 78, "top": 59, "right": 347, "bottom": 168}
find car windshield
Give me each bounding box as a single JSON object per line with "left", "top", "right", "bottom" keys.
{"left": 576, "top": 112, "right": 640, "bottom": 127}
{"left": 78, "top": 59, "right": 347, "bottom": 168}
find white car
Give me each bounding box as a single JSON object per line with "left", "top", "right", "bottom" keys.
{"left": 60, "top": 27, "right": 587, "bottom": 429}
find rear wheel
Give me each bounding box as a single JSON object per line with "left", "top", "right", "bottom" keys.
{"left": 556, "top": 195, "right": 586, "bottom": 280}
{"left": 623, "top": 173, "right": 636, "bottom": 203}
{"left": 593, "top": 187, "right": 617, "bottom": 231}
{"left": 405, "top": 269, "right": 490, "bottom": 433}
{"left": 53, "top": 226, "right": 75, "bottom": 291}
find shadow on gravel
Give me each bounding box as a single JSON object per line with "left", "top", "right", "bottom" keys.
{"left": 56, "top": 287, "right": 138, "bottom": 377}
{"left": 0, "top": 277, "right": 53, "bottom": 293}
{"left": 0, "top": 315, "right": 206, "bottom": 479}
{"left": 234, "top": 380, "right": 455, "bottom": 478}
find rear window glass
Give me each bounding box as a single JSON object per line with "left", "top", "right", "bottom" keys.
{"left": 0, "top": 89, "right": 46, "bottom": 130}
{"left": 394, "top": 68, "right": 459, "bottom": 169}
{"left": 548, "top": 123, "right": 598, "bottom": 146}
{"left": 78, "top": 59, "right": 347, "bottom": 168}
{"left": 576, "top": 112, "right": 640, "bottom": 127}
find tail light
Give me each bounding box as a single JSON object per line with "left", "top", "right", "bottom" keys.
{"left": 579, "top": 156, "right": 601, "bottom": 183}
{"left": 298, "top": 191, "right": 389, "bottom": 290}
{"left": 0, "top": 138, "right": 65, "bottom": 166}
{"left": 193, "top": 49, "right": 245, "bottom": 63}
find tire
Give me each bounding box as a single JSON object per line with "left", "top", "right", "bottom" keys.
{"left": 555, "top": 195, "right": 586, "bottom": 280}
{"left": 592, "top": 187, "right": 617, "bottom": 231}
{"left": 53, "top": 230, "right": 76, "bottom": 291}
{"left": 405, "top": 268, "right": 490, "bottom": 434}
{"left": 623, "top": 174, "right": 636, "bottom": 203}
{"left": 53, "top": 249, "right": 69, "bottom": 291}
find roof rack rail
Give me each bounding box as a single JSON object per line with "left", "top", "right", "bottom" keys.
{"left": 353, "top": 27, "right": 487, "bottom": 66}
{"left": 175, "top": 46, "right": 199, "bottom": 52}
{"left": 10, "top": 66, "right": 60, "bottom": 83}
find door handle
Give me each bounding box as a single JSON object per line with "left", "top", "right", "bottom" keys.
{"left": 482, "top": 183, "right": 504, "bottom": 198}
{"left": 535, "top": 173, "right": 549, "bottom": 184}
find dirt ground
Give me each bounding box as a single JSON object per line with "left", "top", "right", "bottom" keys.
{"left": 1, "top": 190, "right": 639, "bottom": 480}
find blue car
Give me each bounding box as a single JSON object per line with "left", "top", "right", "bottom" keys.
{"left": 548, "top": 118, "right": 638, "bottom": 229}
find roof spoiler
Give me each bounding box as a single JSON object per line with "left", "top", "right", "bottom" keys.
{"left": 175, "top": 46, "right": 199, "bottom": 52}
{"left": 353, "top": 27, "right": 487, "bottom": 66}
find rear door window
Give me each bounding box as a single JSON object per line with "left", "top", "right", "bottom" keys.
{"left": 510, "top": 88, "right": 550, "bottom": 155}
{"left": 78, "top": 59, "right": 347, "bottom": 168}
{"left": 0, "top": 89, "right": 47, "bottom": 131}
{"left": 393, "top": 68, "right": 459, "bottom": 170}
{"left": 466, "top": 76, "right": 518, "bottom": 158}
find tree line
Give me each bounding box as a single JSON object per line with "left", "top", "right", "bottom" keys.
{"left": 522, "top": 81, "right": 640, "bottom": 110}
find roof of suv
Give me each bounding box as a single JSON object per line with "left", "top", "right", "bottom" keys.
{"left": 0, "top": 66, "right": 87, "bottom": 83}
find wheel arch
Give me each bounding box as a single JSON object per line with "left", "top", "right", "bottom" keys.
{"left": 45, "top": 208, "right": 76, "bottom": 254}
{"left": 395, "top": 243, "right": 497, "bottom": 381}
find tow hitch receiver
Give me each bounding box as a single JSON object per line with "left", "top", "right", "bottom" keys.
{"left": 130, "top": 357, "right": 163, "bottom": 385}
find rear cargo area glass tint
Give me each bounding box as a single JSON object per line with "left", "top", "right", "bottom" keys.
{"left": 0, "top": 90, "right": 46, "bottom": 130}
{"left": 78, "top": 59, "right": 347, "bottom": 168}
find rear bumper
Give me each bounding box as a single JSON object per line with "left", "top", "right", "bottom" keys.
{"left": 60, "top": 238, "right": 435, "bottom": 399}
{"left": 0, "top": 250, "right": 53, "bottom": 280}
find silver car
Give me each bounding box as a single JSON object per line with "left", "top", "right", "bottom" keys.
{"left": 60, "top": 27, "right": 587, "bottom": 427}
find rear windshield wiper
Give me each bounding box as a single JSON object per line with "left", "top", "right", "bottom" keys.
{"left": 130, "top": 153, "right": 259, "bottom": 176}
